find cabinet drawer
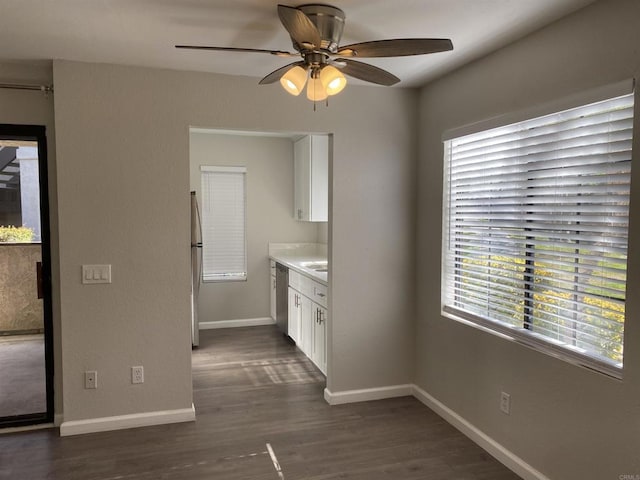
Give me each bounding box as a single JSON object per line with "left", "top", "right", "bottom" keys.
{"left": 298, "top": 275, "right": 327, "bottom": 308}
{"left": 310, "top": 281, "right": 327, "bottom": 308}
{"left": 289, "top": 269, "right": 302, "bottom": 290}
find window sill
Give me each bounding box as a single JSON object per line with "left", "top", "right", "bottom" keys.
{"left": 202, "top": 276, "right": 247, "bottom": 283}
{"left": 441, "top": 306, "right": 623, "bottom": 381}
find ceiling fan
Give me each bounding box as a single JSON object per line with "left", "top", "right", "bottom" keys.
{"left": 176, "top": 4, "right": 453, "bottom": 104}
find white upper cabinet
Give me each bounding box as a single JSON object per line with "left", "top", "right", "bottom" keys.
{"left": 294, "top": 134, "right": 328, "bottom": 222}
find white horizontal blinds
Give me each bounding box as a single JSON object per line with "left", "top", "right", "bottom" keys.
{"left": 443, "top": 92, "right": 634, "bottom": 370}
{"left": 200, "top": 166, "right": 247, "bottom": 281}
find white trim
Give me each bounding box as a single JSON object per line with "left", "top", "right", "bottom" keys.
{"left": 54, "top": 413, "right": 64, "bottom": 427}
{"left": 59, "top": 404, "right": 195, "bottom": 437}
{"left": 442, "top": 307, "right": 622, "bottom": 380}
{"left": 323, "top": 384, "right": 413, "bottom": 405}
{"left": 200, "top": 165, "right": 247, "bottom": 173}
{"left": 411, "top": 385, "right": 550, "bottom": 480}
{"left": 443, "top": 78, "right": 635, "bottom": 141}
{"left": 199, "top": 317, "right": 275, "bottom": 330}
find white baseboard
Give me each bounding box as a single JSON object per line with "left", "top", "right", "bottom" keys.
{"left": 54, "top": 413, "right": 64, "bottom": 427}
{"left": 199, "top": 317, "right": 275, "bottom": 330}
{"left": 411, "top": 385, "right": 550, "bottom": 480}
{"left": 59, "top": 404, "right": 196, "bottom": 437}
{"left": 324, "top": 384, "right": 413, "bottom": 405}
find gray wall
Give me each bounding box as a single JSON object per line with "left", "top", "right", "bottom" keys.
{"left": 190, "top": 132, "right": 322, "bottom": 323}
{"left": 416, "top": 1, "right": 640, "bottom": 479}
{"left": 0, "top": 62, "right": 62, "bottom": 421}
{"left": 52, "top": 59, "right": 417, "bottom": 421}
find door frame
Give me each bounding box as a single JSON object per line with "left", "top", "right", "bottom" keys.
{"left": 0, "top": 124, "right": 54, "bottom": 428}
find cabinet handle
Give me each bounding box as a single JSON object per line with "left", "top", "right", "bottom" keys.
{"left": 317, "top": 292, "right": 326, "bottom": 298}
{"left": 295, "top": 294, "right": 300, "bottom": 308}
{"left": 36, "top": 262, "right": 43, "bottom": 299}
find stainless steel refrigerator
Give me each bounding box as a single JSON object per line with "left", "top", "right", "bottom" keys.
{"left": 190, "top": 191, "right": 202, "bottom": 347}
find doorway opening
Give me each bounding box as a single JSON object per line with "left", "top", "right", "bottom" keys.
{"left": 0, "top": 124, "right": 53, "bottom": 428}
{"left": 188, "top": 128, "right": 332, "bottom": 405}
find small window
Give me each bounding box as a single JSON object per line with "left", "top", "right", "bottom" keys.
{"left": 442, "top": 90, "right": 634, "bottom": 377}
{"left": 200, "top": 166, "right": 247, "bottom": 282}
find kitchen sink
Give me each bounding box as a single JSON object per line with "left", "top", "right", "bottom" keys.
{"left": 302, "top": 261, "right": 328, "bottom": 272}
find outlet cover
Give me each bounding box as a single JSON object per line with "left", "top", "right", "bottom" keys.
{"left": 85, "top": 371, "right": 97, "bottom": 389}
{"left": 500, "top": 391, "right": 511, "bottom": 414}
{"left": 131, "top": 366, "right": 144, "bottom": 384}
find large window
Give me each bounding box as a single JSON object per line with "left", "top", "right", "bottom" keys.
{"left": 200, "top": 166, "right": 247, "bottom": 282}
{"left": 442, "top": 89, "right": 634, "bottom": 377}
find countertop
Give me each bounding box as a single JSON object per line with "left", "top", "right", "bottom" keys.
{"left": 270, "top": 254, "right": 328, "bottom": 285}
{"left": 268, "top": 243, "right": 328, "bottom": 285}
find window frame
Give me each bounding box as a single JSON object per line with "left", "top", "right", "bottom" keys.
{"left": 441, "top": 81, "right": 635, "bottom": 379}
{"left": 200, "top": 165, "right": 248, "bottom": 283}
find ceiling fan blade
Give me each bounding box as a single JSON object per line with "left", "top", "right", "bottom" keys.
{"left": 277, "top": 4, "right": 322, "bottom": 50}
{"left": 259, "top": 61, "right": 306, "bottom": 85}
{"left": 336, "top": 59, "right": 400, "bottom": 86}
{"left": 337, "top": 38, "right": 453, "bottom": 57}
{"left": 175, "top": 45, "right": 295, "bottom": 57}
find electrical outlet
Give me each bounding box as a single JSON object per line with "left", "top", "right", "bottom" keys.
{"left": 500, "top": 391, "right": 511, "bottom": 415}
{"left": 85, "top": 370, "right": 97, "bottom": 389}
{"left": 131, "top": 366, "right": 144, "bottom": 384}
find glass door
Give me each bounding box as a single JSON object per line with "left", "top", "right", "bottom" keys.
{"left": 0, "top": 124, "right": 53, "bottom": 428}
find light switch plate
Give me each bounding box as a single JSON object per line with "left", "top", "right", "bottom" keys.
{"left": 82, "top": 265, "right": 112, "bottom": 284}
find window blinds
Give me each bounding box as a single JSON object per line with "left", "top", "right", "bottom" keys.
{"left": 200, "top": 166, "right": 247, "bottom": 281}
{"left": 443, "top": 92, "right": 634, "bottom": 375}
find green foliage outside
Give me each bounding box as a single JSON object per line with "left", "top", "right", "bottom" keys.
{"left": 0, "top": 225, "right": 34, "bottom": 243}
{"left": 459, "top": 248, "right": 625, "bottom": 364}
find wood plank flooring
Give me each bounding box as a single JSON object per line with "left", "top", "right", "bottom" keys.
{"left": 0, "top": 326, "right": 521, "bottom": 479}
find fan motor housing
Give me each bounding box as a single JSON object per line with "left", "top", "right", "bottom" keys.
{"left": 297, "top": 4, "right": 345, "bottom": 52}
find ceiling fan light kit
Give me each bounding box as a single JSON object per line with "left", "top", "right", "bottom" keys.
{"left": 280, "top": 65, "right": 308, "bottom": 96}
{"left": 320, "top": 66, "right": 347, "bottom": 96}
{"left": 307, "top": 76, "right": 328, "bottom": 102}
{"left": 176, "top": 3, "right": 453, "bottom": 108}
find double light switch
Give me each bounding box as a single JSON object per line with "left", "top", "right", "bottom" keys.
{"left": 82, "top": 265, "right": 112, "bottom": 284}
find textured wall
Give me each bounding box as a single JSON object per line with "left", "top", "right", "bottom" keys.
{"left": 0, "top": 244, "right": 43, "bottom": 332}
{"left": 53, "top": 60, "right": 417, "bottom": 422}
{"left": 416, "top": 1, "right": 640, "bottom": 479}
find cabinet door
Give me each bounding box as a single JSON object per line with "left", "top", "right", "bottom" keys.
{"left": 288, "top": 287, "right": 301, "bottom": 344}
{"left": 294, "top": 135, "right": 328, "bottom": 222}
{"left": 309, "top": 135, "right": 328, "bottom": 222}
{"left": 294, "top": 136, "right": 311, "bottom": 221}
{"left": 300, "top": 295, "right": 313, "bottom": 357}
{"left": 312, "top": 303, "right": 327, "bottom": 374}
{"left": 270, "top": 275, "right": 277, "bottom": 321}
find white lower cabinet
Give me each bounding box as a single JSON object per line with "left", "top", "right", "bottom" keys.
{"left": 300, "top": 294, "right": 313, "bottom": 358}
{"left": 288, "top": 270, "right": 327, "bottom": 375}
{"left": 288, "top": 287, "right": 301, "bottom": 345}
{"left": 270, "top": 260, "right": 276, "bottom": 321}
{"left": 270, "top": 274, "right": 277, "bottom": 321}
{"left": 312, "top": 302, "right": 327, "bottom": 374}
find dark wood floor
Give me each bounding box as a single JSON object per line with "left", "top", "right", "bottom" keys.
{"left": 0, "top": 326, "right": 521, "bottom": 479}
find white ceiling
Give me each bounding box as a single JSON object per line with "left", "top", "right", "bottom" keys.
{"left": 0, "top": 0, "right": 596, "bottom": 88}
